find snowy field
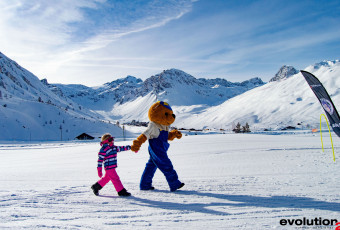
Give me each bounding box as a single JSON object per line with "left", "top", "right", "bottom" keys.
{"left": 1, "top": 133, "right": 340, "bottom": 229}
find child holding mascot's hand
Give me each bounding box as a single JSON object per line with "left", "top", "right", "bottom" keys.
{"left": 91, "top": 133, "right": 132, "bottom": 197}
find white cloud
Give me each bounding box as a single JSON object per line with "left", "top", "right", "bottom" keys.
{"left": 1, "top": 0, "right": 340, "bottom": 85}
{"left": 0, "top": 0, "right": 194, "bottom": 84}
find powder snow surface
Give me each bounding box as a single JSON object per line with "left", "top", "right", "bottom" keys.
{"left": 0, "top": 133, "right": 339, "bottom": 229}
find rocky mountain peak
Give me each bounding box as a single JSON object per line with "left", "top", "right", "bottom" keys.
{"left": 104, "top": 75, "right": 142, "bottom": 89}
{"left": 41, "top": 78, "right": 49, "bottom": 86}
{"left": 311, "top": 60, "right": 339, "bottom": 69}
{"left": 269, "top": 65, "right": 299, "bottom": 82}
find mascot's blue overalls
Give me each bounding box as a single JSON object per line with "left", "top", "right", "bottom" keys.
{"left": 140, "top": 123, "right": 182, "bottom": 191}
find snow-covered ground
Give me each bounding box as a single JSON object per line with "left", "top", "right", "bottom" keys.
{"left": 1, "top": 133, "right": 339, "bottom": 229}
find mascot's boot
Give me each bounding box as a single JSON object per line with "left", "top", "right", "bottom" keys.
{"left": 118, "top": 188, "right": 131, "bottom": 197}
{"left": 171, "top": 183, "right": 185, "bottom": 192}
{"left": 91, "top": 182, "right": 102, "bottom": 196}
{"left": 141, "top": 186, "right": 155, "bottom": 191}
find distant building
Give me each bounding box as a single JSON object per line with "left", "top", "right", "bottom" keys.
{"left": 75, "top": 133, "right": 101, "bottom": 140}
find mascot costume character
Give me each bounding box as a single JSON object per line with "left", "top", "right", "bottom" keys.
{"left": 131, "top": 101, "right": 184, "bottom": 192}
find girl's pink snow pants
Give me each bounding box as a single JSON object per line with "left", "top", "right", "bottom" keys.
{"left": 98, "top": 169, "right": 124, "bottom": 192}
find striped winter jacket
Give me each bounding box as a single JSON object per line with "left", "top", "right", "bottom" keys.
{"left": 97, "top": 141, "right": 131, "bottom": 170}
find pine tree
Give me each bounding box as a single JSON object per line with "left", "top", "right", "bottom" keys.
{"left": 233, "top": 122, "right": 241, "bottom": 133}
{"left": 242, "top": 123, "right": 251, "bottom": 133}
{"left": 245, "top": 123, "right": 250, "bottom": 132}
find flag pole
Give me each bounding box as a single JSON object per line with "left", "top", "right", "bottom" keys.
{"left": 320, "top": 114, "right": 335, "bottom": 162}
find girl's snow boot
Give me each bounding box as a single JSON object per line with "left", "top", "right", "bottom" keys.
{"left": 91, "top": 182, "right": 102, "bottom": 196}
{"left": 118, "top": 188, "right": 131, "bottom": 197}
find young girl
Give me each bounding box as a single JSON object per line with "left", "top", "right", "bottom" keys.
{"left": 91, "top": 133, "right": 132, "bottom": 196}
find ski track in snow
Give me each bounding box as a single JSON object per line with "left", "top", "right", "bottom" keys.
{"left": 0, "top": 134, "right": 339, "bottom": 229}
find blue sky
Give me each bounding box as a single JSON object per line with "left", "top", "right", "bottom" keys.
{"left": 1, "top": 0, "right": 339, "bottom": 86}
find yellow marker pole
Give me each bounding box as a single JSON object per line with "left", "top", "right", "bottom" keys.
{"left": 320, "top": 114, "right": 335, "bottom": 162}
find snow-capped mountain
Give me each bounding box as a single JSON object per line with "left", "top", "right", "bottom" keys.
{"left": 42, "top": 76, "right": 144, "bottom": 111}
{"left": 136, "top": 69, "right": 264, "bottom": 106}
{"left": 0, "top": 52, "right": 129, "bottom": 141}
{"left": 269, "top": 65, "right": 299, "bottom": 82}
{"left": 181, "top": 60, "right": 340, "bottom": 131}
{"left": 44, "top": 68, "right": 265, "bottom": 121}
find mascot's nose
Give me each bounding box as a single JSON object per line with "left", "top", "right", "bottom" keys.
{"left": 172, "top": 114, "right": 176, "bottom": 119}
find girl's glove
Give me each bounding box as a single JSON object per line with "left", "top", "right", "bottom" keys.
{"left": 97, "top": 167, "right": 103, "bottom": 178}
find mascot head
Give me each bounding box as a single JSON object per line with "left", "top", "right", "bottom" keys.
{"left": 148, "top": 101, "right": 176, "bottom": 126}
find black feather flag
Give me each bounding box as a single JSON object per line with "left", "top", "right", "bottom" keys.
{"left": 301, "top": 70, "right": 340, "bottom": 137}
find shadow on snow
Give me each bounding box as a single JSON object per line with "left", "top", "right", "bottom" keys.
{"left": 125, "top": 190, "right": 340, "bottom": 216}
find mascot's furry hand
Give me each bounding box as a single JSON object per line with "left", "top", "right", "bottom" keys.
{"left": 168, "top": 129, "right": 182, "bottom": 141}
{"left": 131, "top": 134, "right": 147, "bottom": 153}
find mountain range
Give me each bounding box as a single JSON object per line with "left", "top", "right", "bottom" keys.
{"left": 1, "top": 50, "right": 339, "bottom": 140}
{"left": 182, "top": 61, "right": 340, "bottom": 131}
{"left": 42, "top": 69, "right": 265, "bottom": 109}
{"left": 41, "top": 65, "right": 266, "bottom": 125}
